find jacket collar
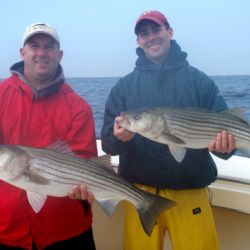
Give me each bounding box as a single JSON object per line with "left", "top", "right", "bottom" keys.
{"left": 10, "top": 61, "right": 65, "bottom": 98}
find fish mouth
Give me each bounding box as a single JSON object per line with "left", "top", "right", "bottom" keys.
{"left": 120, "top": 112, "right": 131, "bottom": 129}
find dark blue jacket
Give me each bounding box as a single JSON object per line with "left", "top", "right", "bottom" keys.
{"left": 101, "top": 40, "right": 229, "bottom": 189}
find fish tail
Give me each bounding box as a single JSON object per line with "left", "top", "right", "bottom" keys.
{"left": 137, "top": 191, "right": 176, "bottom": 236}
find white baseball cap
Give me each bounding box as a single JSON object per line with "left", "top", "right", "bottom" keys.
{"left": 22, "top": 23, "right": 60, "bottom": 46}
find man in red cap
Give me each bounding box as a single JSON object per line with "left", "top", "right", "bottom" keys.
{"left": 101, "top": 10, "right": 235, "bottom": 250}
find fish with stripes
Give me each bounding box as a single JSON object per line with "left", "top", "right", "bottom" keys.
{"left": 0, "top": 142, "right": 175, "bottom": 236}
{"left": 119, "top": 106, "right": 250, "bottom": 162}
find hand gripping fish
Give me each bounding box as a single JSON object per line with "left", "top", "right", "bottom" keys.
{"left": 120, "top": 107, "right": 250, "bottom": 162}
{"left": 0, "top": 143, "right": 175, "bottom": 236}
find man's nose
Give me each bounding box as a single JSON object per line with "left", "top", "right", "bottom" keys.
{"left": 36, "top": 47, "right": 47, "bottom": 55}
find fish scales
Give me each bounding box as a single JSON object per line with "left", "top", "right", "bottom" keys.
{"left": 27, "top": 147, "right": 169, "bottom": 209}
{"left": 31, "top": 150, "right": 138, "bottom": 194}
{"left": 170, "top": 119, "right": 248, "bottom": 139}
{"left": 168, "top": 114, "right": 250, "bottom": 144}
{"left": 18, "top": 147, "right": 125, "bottom": 195}
{"left": 163, "top": 110, "right": 250, "bottom": 140}
{"left": 31, "top": 156, "right": 134, "bottom": 196}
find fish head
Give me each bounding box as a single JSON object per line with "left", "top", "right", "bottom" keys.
{"left": 120, "top": 109, "right": 153, "bottom": 132}
{"left": 120, "top": 108, "right": 164, "bottom": 138}
{"left": 0, "top": 146, "right": 26, "bottom": 181}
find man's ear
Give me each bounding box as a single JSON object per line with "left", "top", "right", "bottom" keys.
{"left": 58, "top": 50, "right": 63, "bottom": 61}
{"left": 167, "top": 27, "right": 173, "bottom": 39}
{"left": 136, "top": 36, "right": 142, "bottom": 48}
{"left": 20, "top": 48, "right": 25, "bottom": 60}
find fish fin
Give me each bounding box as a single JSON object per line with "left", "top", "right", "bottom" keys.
{"left": 46, "top": 140, "right": 75, "bottom": 157}
{"left": 169, "top": 146, "right": 187, "bottom": 162}
{"left": 223, "top": 108, "right": 249, "bottom": 124}
{"left": 25, "top": 169, "right": 50, "bottom": 185}
{"left": 96, "top": 198, "right": 121, "bottom": 216}
{"left": 27, "top": 192, "right": 47, "bottom": 213}
{"left": 28, "top": 175, "right": 50, "bottom": 185}
{"left": 91, "top": 155, "right": 116, "bottom": 172}
{"left": 138, "top": 191, "right": 176, "bottom": 236}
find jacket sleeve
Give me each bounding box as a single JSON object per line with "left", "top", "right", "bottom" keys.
{"left": 66, "top": 98, "right": 97, "bottom": 159}
{"left": 101, "top": 79, "right": 130, "bottom": 155}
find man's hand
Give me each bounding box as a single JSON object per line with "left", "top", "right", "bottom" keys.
{"left": 208, "top": 131, "right": 235, "bottom": 154}
{"left": 69, "top": 184, "right": 94, "bottom": 204}
{"left": 114, "top": 116, "right": 135, "bottom": 142}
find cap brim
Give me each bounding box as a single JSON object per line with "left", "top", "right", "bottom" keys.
{"left": 23, "top": 32, "right": 59, "bottom": 46}
{"left": 135, "top": 17, "right": 164, "bottom": 34}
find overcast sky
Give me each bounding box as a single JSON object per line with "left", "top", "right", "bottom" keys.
{"left": 1, "top": 0, "right": 249, "bottom": 78}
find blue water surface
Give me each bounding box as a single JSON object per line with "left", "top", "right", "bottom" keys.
{"left": 67, "top": 75, "right": 250, "bottom": 138}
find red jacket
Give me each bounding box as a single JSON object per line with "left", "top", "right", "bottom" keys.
{"left": 0, "top": 66, "right": 97, "bottom": 249}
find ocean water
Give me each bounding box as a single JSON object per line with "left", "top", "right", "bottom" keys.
{"left": 67, "top": 75, "right": 250, "bottom": 138}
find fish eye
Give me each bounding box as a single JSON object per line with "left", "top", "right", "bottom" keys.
{"left": 134, "top": 113, "right": 141, "bottom": 120}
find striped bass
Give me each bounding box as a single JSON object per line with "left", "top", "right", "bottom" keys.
{"left": 0, "top": 143, "right": 175, "bottom": 236}
{"left": 120, "top": 107, "right": 250, "bottom": 162}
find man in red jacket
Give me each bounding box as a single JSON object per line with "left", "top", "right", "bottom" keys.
{"left": 0, "top": 23, "right": 97, "bottom": 250}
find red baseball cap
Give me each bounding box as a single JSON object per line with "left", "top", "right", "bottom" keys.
{"left": 135, "top": 10, "right": 170, "bottom": 34}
